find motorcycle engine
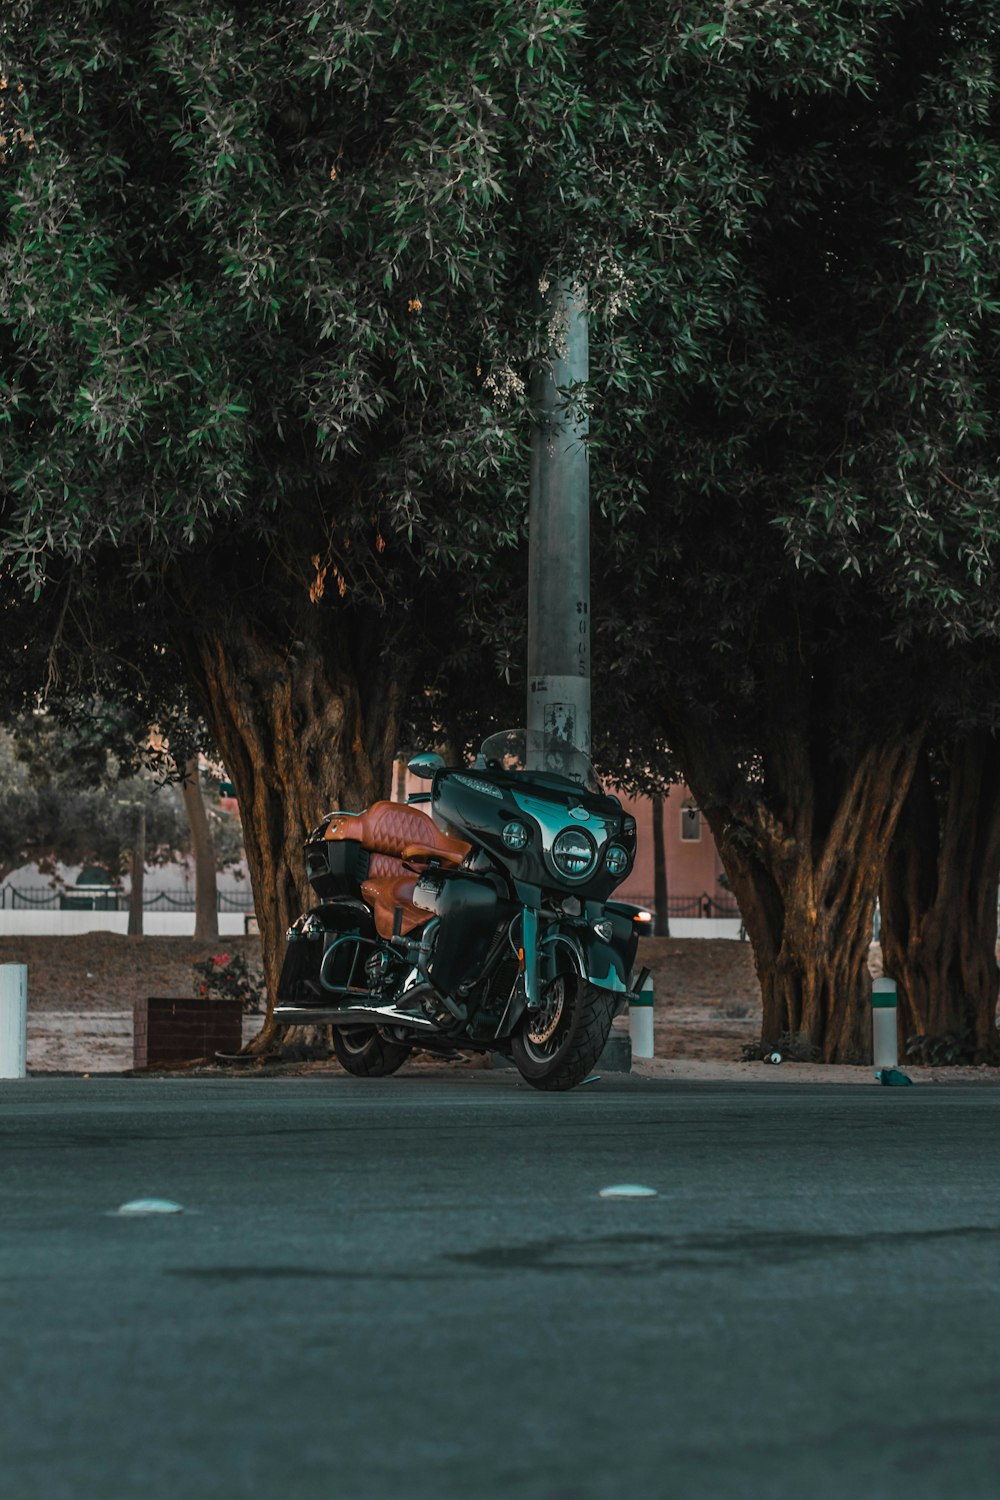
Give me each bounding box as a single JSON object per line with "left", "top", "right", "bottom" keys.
{"left": 364, "top": 948, "right": 405, "bottom": 1002}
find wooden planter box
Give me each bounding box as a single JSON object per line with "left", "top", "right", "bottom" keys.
{"left": 133, "top": 997, "right": 243, "bottom": 1069}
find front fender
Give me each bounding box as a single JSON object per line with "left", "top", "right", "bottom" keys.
{"left": 540, "top": 911, "right": 638, "bottom": 996}
{"left": 575, "top": 931, "right": 632, "bottom": 993}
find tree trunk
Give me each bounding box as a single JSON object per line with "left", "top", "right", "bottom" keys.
{"left": 880, "top": 734, "right": 1000, "bottom": 1064}
{"left": 127, "top": 805, "right": 145, "bottom": 937}
{"left": 179, "top": 616, "right": 400, "bottom": 1051}
{"left": 394, "top": 757, "right": 407, "bottom": 804}
{"left": 681, "top": 731, "right": 923, "bottom": 1062}
{"left": 652, "top": 794, "right": 670, "bottom": 937}
{"left": 180, "top": 755, "right": 220, "bottom": 944}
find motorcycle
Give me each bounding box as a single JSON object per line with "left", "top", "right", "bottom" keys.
{"left": 275, "top": 728, "right": 652, "bottom": 1091}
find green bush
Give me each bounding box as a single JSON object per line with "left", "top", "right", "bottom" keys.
{"left": 905, "top": 1030, "right": 977, "bottom": 1067}
{"left": 193, "top": 951, "right": 265, "bottom": 1014}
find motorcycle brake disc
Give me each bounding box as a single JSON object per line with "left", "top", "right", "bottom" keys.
{"left": 527, "top": 978, "right": 566, "bottom": 1045}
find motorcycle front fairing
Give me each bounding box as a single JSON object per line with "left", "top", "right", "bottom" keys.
{"left": 428, "top": 751, "right": 643, "bottom": 1019}
{"left": 432, "top": 768, "right": 635, "bottom": 905}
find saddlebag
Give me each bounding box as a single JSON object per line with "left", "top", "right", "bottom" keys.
{"left": 277, "top": 901, "right": 377, "bottom": 1004}
{"left": 305, "top": 836, "right": 370, "bottom": 900}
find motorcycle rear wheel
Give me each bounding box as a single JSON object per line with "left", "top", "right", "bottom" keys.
{"left": 332, "top": 1026, "right": 412, "bottom": 1078}
{"left": 511, "top": 973, "right": 616, "bottom": 1092}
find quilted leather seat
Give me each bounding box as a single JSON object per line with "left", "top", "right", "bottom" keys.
{"left": 325, "top": 801, "right": 470, "bottom": 939}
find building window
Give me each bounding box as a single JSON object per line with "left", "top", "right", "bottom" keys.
{"left": 680, "top": 804, "right": 701, "bottom": 842}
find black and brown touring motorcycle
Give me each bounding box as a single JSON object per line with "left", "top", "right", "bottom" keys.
{"left": 276, "top": 729, "right": 651, "bottom": 1091}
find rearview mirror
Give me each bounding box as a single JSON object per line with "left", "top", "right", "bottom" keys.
{"left": 407, "top": 752, "right": 445, "bottom": 780}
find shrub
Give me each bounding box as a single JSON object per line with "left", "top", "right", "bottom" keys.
{"left": 905, "top": 1030, "right": 975, "bottom": 1067}
{"left": 193, "top": 951, "right": 266, "bottom": 1013}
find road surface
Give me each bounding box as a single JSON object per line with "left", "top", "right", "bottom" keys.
{"left": 2, "top": 1072, "right": 998, "bottom": 1498}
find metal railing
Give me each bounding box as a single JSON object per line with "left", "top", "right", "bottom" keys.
{"left": 624, "top": 893, "right": 742, "bottom": 919}
{"left": 0, "top": 885, "right": 256, "bottom": 913}
{"left": 2, "top": 882, "right": 735, "bottom": 920}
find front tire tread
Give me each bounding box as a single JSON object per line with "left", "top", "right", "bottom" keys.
{"left": 511, "top": 980, "right": 616, "bottom": 1092}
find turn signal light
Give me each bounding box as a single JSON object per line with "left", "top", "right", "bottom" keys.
{"left": 633, "top": 910, "right": 653, "bottom": 926}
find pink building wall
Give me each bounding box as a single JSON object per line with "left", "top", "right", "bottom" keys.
{"left": 613, "top": 785, "right": 727, "bottom": 913}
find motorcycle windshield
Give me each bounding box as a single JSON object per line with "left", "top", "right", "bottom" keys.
{"left": 479, "top": 728, "right": 603, "bottom": 795}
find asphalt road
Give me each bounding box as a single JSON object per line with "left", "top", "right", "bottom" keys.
{"left": 2, "top": 1071, "right": 999, "bottom": 1500}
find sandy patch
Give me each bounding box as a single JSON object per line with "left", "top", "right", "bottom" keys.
{"left": 26, "top": 1011, "right": 265, "bottom": 1074}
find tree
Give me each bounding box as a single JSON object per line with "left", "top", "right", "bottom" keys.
{"left": 586, "top": 3, "right": 1000, "bottom": 1059}
{"left": 0, "top": 716, "right": 247, "bottom": 926}
{"left": 3, "top": 0, "right": 704, "bottom": 1008}
{"left": 178, "top": 757, "right": 221, "bottom": 943}
{"left": 394, "top": 2, "right": 1000, "bottom": 1060}
{"left": 6, "top": 1, "right": 1000, "bottom": 1057}
{"left": 0, "top": 0, "right": 534, "bottom": 1005}
{"left": 878, "top": 640, "right": 1000, "bottom": 1064}
{"left": 0, "top": 736, "right": 53, "bottom": 885}
{"left": 0, "top": 728, "right": 186, "bottom": 888}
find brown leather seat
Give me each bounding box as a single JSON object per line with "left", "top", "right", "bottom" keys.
{"left": 325, "top": 801, "right": 471, "bottom": 939}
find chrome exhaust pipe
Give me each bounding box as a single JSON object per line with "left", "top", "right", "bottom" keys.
{"left": 273, "top": 1001, "right": 441, "bottom": 1032}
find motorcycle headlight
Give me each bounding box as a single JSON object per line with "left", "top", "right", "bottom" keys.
{"left": 502, "top": 820, "right": 530, "bottom": 851}
{"left": 551, "top": 828, "right": 597, "bottom": 879}
{"left": 606, "top": 844, "right": 631, "bottom": 876}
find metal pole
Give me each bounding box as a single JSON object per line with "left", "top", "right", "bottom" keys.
{"left": 128, "top": 803, "right": 146, "bottom": 938}
{"left": 527, "top": 277, "right": 590, "bottom": 769}
{"left": 0, "top": 964, "right": 27, "bottom": 1079}
{"left": 652, "top": 795, "right": 670, "bottom": 936}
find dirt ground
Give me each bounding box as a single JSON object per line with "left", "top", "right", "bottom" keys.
{"left": 7, "top": 933, "right": 999, "bottom": 1083}
{"left": 1, "top": 934, "right": 263, "bottom": 1013}
{"left": 641, "top": 936, "right": 762, "bottom": 1060}
{"left": 0, "top": 934, "right": 264, "bottom": 1074}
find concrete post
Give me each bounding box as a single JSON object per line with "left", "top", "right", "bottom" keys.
{"left": 0, "top": 964, "right": 27, "bottom": 1079}
{"left": 872, "top": 977, "right": 898, "bottom": 1069}
{"left": 629, "top": 972, "right": 655, "bottom": 1059}
{"left": 527, "top": 277, "right": 590, "bottom": 771}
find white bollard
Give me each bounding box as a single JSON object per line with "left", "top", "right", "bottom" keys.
{"left": 872, "top": 976, "right": 898, "bottom": 1070}
{"left": 629, "top": 972, "right": 655, "bottom": 1060}
{"left": 0, "top": 964, "right": 27, "bottom": 1080}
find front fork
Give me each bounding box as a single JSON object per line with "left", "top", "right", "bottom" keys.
{"left": 520, "top": 905, "right": 541, "bottom": 1008}
{"left": 500, "top": 902, "right": 631, "bottom": 1044}
{"left": 518, "top": 900, "right": 637, "bottom": 1007}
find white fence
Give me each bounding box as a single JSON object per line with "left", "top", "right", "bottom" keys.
{"left": 0, "top": 911, "right": 740, "bottom": 940}
{"left": 0, "top": 912, "right": 252, "bottom": 938}
{"left": 665, "top": 918, "right": 743, "bottom": 940}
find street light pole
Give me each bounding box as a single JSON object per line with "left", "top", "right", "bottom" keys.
{"left": 524, "top": 279, "right": 629, "bottom": 1074}
{"left": 527, "top": 277, "right": 590, "bottom": 770}
{"left": 127, "top": 803, "right": 146, "bottom": 938}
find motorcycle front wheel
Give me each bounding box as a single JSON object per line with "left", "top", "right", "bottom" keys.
{"left": 332, "top": 1026, "right": 412, "bottom": 1078}
{"left": 511, "top": 973, "right": 616, "bottom": 1092}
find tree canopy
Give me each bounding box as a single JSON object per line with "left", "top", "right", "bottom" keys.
{"left": 0, "top": 713, "right": 246, "bottom": 886}
{"left": 5, "top": 1, "right": 1000, "bottom": 1048}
